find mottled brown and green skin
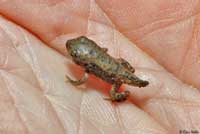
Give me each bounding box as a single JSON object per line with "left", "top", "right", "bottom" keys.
{"left": 66, "top": 36, "right": 149, "bottom": 102}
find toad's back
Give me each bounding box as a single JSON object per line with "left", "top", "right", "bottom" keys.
{"left": 82, "top": 47, "right": 122, "bottom": 84}
{"left": 66, "top": 36, "right": 122, "bottom": 83}
{"left": 66, "top": 36, "right": 149, "bottom": 87}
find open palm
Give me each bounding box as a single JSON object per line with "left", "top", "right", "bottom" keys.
{"left": 0, "top": 1, "right": 199, "bottom": 134}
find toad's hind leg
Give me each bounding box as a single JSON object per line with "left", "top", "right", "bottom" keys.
{"left": 107, "top": 83, "right": 130, "bottom": 102}
{"left": 66, "top": 72, "right": 88, "bottom": 86}
{"left": 118, "top": 58, "right": 135, "bottom": 73}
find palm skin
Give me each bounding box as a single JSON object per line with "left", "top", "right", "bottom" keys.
{"left": 0, "top": 0, "right": 199, "bottom": 134}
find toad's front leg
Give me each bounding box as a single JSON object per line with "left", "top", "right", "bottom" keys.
{"left": 66, "top": 72, "right": 88, "bottom": 86}
{"left": 109, "top": 83, "right": 130, "bottom": 102}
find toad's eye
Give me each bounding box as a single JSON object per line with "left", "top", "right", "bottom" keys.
{"left": 79, "top": 36, "right": 87, "bottom": 43}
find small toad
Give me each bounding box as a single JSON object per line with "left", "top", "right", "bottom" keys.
{"left": 66, "top": 36, "right": 149, "bottom": 102}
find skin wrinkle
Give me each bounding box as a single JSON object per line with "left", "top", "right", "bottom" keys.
{"left": 41, "top": 101, "right": 66, "bottom": 134}
{"left": 77, "top": 88, "right": 84, "bottom": 134}
{"left": 149, "top": 81, "right": 164, "bottom": 102}
{"left": 73, "top": 94, "right": 96, "bottom": 133}
{"left": 156, "top": 97, "right": 200, "bottom": 107}
{"left": 114, "top": 28, "right": 122, "bottom": 60}
{"left": 0, "top": 71, "right": 29, "bottom": 134}
{"left": 155, "top": 100, "right": 171, "bottom": 131}
{"left": 2, "top": 62, "right": 66, "bottom": 133}
{"left": 138, "top": 85, "right": 169, "bottom": 130}
{"left": 129, "top": 69, "right": 164, "bottom": 106}
{"left": 147, "top": 98, "right": 181, "bottom": 132}
{"left": 55, "top": 1, "right": 91, "bottom": 36}
{"left": 47, "top": 99, "right": 77, "bottom": 134}
{"left": 87, "top": 0, "right": 91, "bottom": 34}
{"left": 39, "top": 0, "right": 65, "bottom": 7}
{"left": 0, "top": 14, "right": 41, "bottom": 43}
{"left": 77, "top": 93, "right": 83, "bottom": 134}
{"left": 0, "top": 22, "right": 34, "bottom": 68}
{"left": 21, "top": 35, "right": 67, "bottom": 133}
{"left": 0, "top": 25, "right": 42, "bottom": 89}
{"left": 86, "top": 19, "right": 115, "bottom": 36}
{"left": 95, "top": 0, "right": 198, "bottom": 35}
{"left": 94, "top": 1, "right": 123, "bottom": 31}
{"left": 48, "top": 6, "right": 90, "bottom": 44}
{"left": 144, "top": 129, "right": 165, "bottom": 134}
{"left": 143, "top": 89, "right": 200, "bottom": 130}
{"left": 136, "top": 120, "right": 160, "bottom": 134}
{"left": 54, "top": 3, "right": 86, "bottom": 32}
{"left": 177, "top": 14, "right": 200, "bottom": 79}
{"left": 161, "top": 101, "right": 176, "bottom": 132}
{"left": 189, "top": 109, "right": 200, "bottom": 130}
{"left": 94, "top": 1, "right": 117, "bottom": 28}
{"left": 122, "top": 8, "right": 198, "bottom": 35}
{"left": 89, "top": 117, "right": 104, "bottom": 134}
{"left": 129, "top": 114, "right": 144, "bottom": 132}
{"left": 123, "top": 18, "right": 174, "bottom": 37}
{"left": 77, "top": 91, "right": 126, "bottom": 133}
{"left": 145, "top": 99, "right": 170, "bottom": 131}
{"left": 179, "top": 84, "right": 193, "bottom": 129}
{"left": 1, "top": 59, "right": 42, "bottom": 92}
{"left": 185, "top": 106, "right": 195, "bottom": 130}
{"left": 197, "top": 37, "right": 200, "bottom": 62}
{"left": 0, "top": 22, "right": 67, "bottom": 133}
{"left": 162, "top": 103, "right": 171, "bottom": 131}
{"left": 91, "top": 0, "right": 116, "bottom": 28}
{"left": 114, "top": 107, "right": 126, "bottom": 134}
{"left": 1, "top": 50, "right": 8, "bottom": 69}
{"left": 134, "top": 14, "right": 196, "bottom": 43}
{"left": 180, "top": 74, "right": 198, "bottom": 129}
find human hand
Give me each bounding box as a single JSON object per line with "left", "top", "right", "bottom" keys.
{"left": 0, "top": 1, "right": 199, "bottom": 134}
